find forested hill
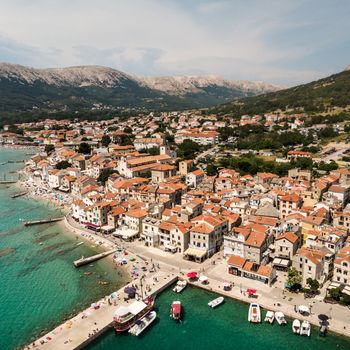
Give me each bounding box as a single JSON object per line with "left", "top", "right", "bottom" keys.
{"left": 212, "top": 67, "right": 350, "bottom": 117}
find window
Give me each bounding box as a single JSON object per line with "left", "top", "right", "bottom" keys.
{"left": 308, "top": 266, "right": 312, "bottom": 271}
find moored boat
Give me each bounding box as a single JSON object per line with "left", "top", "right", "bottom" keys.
{"left": 292, "top": 319, "right": 301, "bottom": 334}
{"left": 300, "top": 320, "right": 311, "bottom": 336}
{"left": 173, "top": 280, "right": 187, "bottom": 293}
{"left": 171, "top": 301, "right": 182, "bottom": 320}
{"left": 208, "top": 296, "right": 224, "bottom": 308}
{"left": 264, "top": 311, "right": 274, "bottom": 324}
{"left": 113, "top": 298, "right": 154, "bottom": 332}
{"left": 128, "top": 311, "right": 157, "bottom": 336}
{"left": 319, "top": 323, "right": 327, "bottom": 336}
{"left": 248, "top": 303, "right": 261, "bottom": 323}
{"left": 275, "top": 311, "right": 287, "bottom": 325}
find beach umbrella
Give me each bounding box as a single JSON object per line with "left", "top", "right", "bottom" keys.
{"left": 124, "top": 286, "right": 136, "bottom": 297}
{"left": 199, "top": 275, "right": 209, "bottom": 282}
{"left": 187, "top": 271, "right": 198, "bottom": 279}
{"left": 318, "top": 314, "right": 329, "bottom": 321}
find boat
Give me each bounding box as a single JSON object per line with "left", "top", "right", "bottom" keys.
{"left": 275, "top": 311, "right": 287, "bottom": 325}
{"left": 113, "top": 298, "right": 154, "bottom": 332}
{"left": 171, "top": 301, "right": 182, "bottom": 320}
{"left": 208, "top": 296, "right": 224, "bottom": 308}
{"left": 264, "top": 311, "right": 275, "bottom": 324}
{"left": 128, "top": 311, "right": 157, "bottom": 336}
{"left": 248, "top": 303, "right": 261, "bottom": 323}
{"left": 319, "top": 324, "right": 327, "bottom": 336}
{"left": 300, "top": 320, "right": 311, "bottom": 336}
{"left": 173, "top": 280, "right": 187, "bottom": 293}
{"left": 292, "top": 319, "right": 301, "bottom": 334}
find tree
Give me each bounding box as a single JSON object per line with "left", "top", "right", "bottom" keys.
{"left": 329, "top": 287, "right": 342, "bottom": 301}
{"left": 286, "top": 267, "right": 302, "bottom": 290}
{"left": 177, "top": 139, "right": 201, "bottom": 160}
{"left": 78, "top": 142, "right": 91, "bottom": 155}
{"left": 306, "top": 278, "right": 320, "bottom": 292}
{"left": 98, "top": 168, "right": 115, "bottom": 185}
{"left": 206, "top": 163, "right": 218, "bottom": 176}
{"left": 139, "top": 147, "right": 160, "bottom": 156}
{"left": 101, "top": 135, "right": 111, "bottom": 147}
{"left": 55, "top": 160, "right": 71, "bottom": 169}
{"left": 45, "top": 144, "right": 55, "bottom": 155}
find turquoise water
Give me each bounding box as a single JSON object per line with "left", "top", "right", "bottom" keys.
{"left": 0, "top": 148, "right": 127, "bottom": 350}
{"left": 87, "top": 283, "right": 350, "bottom": 349}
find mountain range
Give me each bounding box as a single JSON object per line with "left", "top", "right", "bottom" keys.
{"left": 212, "top": 65, "right": 350, "bottom": 117}
{"left": 0, "top": 63, "right": 280, "bottom": 120}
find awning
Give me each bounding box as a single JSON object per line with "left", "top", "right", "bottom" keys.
{"left": 184, "top": 247, "right": 206, "bottom": 259}
{"left": 164, "top": 242, "right": 177, "bottom": 251}
{"left": 298, "top": 305, "right": 310, "bottom": 314}
{"left": 187, "top": 271, "right": 198, "bottom": 279}
{"left": 199, "top": 275, "right": 208, "bottom": 282}
{"left": 343, "top": 286, "right": 350, "bottom": 296}
{"left": 83, "top": 222, "right": 99, "bottom": 228}
{"left": 272, "top": 258, "right": 290, "bottom": 267}
{"left": 327, "top": 281, "right": 342, "bottom": 290}
{"left": 246, "top": 289, "right": 256, "bottom": 294}
{"left": 101, "top": 225, "right": 115, "bottom": 231}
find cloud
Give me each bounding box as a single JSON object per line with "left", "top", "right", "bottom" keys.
{"left": 0, "top": 0, "right": 348, "bottom": 85}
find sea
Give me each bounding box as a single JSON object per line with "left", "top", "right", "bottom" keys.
{"left": 0, "top": 148, "right": 127, "bottom": 350}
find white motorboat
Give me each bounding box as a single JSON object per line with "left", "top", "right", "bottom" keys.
{"left": 264, "top": 311, "right": 275, "bottom": 324}
{"left": 248, "top": 303, "right": 261, "bottom": 323}
{"left": 300, "top": 320, "right": 311, "bottom": 336}
{"left": 173, "top": 280, "right": 187, "bottom": 293}
{"left": 292, "top": 319, "right": 301, "bottom": 334}
{"left": 275, "top": 311, "right": 287, "bottom": 325}
{"left": 208, "top": 296, "right": 224, "bottom": 308}
{"left": 128, "top": 311, "right": 157, "bottom": 336}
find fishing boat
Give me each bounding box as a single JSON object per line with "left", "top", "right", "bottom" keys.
{"left": 173, "top": 280, "right": 187, "bottom": 293}
{"left": 113, "top": 298, "right": 154, "bottom": 333}
{"left": 248, "top": 303, "right": 261, "bottom": 323}
{"left": 208, "top": 296, "right": 224, "bottom": 308}
{"left": 171, "top": 301, "right": 182, "bottom": 320}
{"left": 300, "top": 320, "right": 311, "bottom": 336}
{"left": 128, "top": 311, "right": 157, "bottom": 336}
{"left": 264, "top": 311, "right": 275, "bottom": 324}
{"left": 292, "top": 319, "right": 301, "bottom": 334}
{"left": 275, "top": 311, "right": 287, "bottom": 325}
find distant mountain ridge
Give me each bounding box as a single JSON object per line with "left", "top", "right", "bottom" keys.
{"left": 0, "top": 62, "right": 280, "bottom": 120}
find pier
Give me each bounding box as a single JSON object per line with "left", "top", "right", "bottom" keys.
{"left": 29, "top": 272, "right": 178, "bottom": 350}
{"left": 24, "top": 217, "right": 64, "bottom": 226}
{"left": 11, "top": 191, "right": 28, "bottom": 198}
{"left": 73, "top": 250, "right": 116, "bottom": 267}
{"left": 0, "top": 180, "right": 17, "bottom": 184}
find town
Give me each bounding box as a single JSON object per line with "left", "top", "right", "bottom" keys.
{"left": 1, "top": 109, "right": 350, "bottom": 306}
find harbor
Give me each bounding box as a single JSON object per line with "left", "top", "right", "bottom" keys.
{"left": 29, "top": 272, "right": 178, "bottom": 349}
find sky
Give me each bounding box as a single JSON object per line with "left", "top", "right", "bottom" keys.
{"left": 0, "top": 0, "right": 349, "bottom": 86}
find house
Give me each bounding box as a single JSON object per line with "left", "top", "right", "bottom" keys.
{"left": 273, "top": 232, "right": 299, "bottom": 269}
{"left": 186, "top": 169, "right": 205, "bottom": 188}
{"left": 292, "top": 247, "right": 332, "bottom": 286}
{"left": 333, "top": 247, "right": 350, "bottom": 286}
{"left": 151, "top": 164, "right": 176, "bottom": 183}
{"left": 287, "top": 150, "right": 312, "bottom": 161}
{"left": 279, "top": 193, "right": 302, "bottom": 219}
{"left": 227, "top": 255, "right": 276, "bottom": 286}
{"left": 179, "top": 160, "right": 194, "bottom": 176}
{"left": 244, "top": 230, "right": 268, "bottom": 264}
{"left": 134, "top": 138, "right": 164, "bottom": 150}
{"left": 142, "top": 216, "right": 160, "bottom": 247}
{"left": 327, "top": 185, "right": 350, "bottom": 208}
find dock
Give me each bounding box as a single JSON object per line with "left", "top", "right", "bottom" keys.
{"left": 73, "top": 250, "right": 116, "bottom": 267}
{"left": 24, "top": 217, "right": 64, "bottom": 226}
{"left": 11, "top": 191, "right": 28, "bottom": 198}
{"left": 29, "top": 272, "right": 178, "bottom": 349}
